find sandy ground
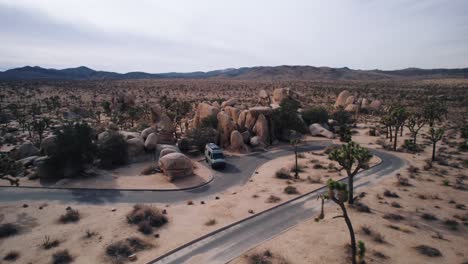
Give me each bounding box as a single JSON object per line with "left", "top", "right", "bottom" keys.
{"left": 0, "top": 159, "right": 212, "bottom": 190}
{"left": 0, "top": 122, "right": 466, "bottom": 264}
{"left": 232, "top": 123, "right": 468, "bottom": 264}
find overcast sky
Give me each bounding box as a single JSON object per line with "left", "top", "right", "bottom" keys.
{"left": 1, "top": 0, "right": 467, "bottom": 73}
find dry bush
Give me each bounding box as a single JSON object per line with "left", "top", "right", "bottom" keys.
{"left": 52, "top": 250, "right": 73, "bottom": 264}
{"left": 3, "top": 251, "right": 20, "bottom": 261}
{"left": 284, "top": 186, "right": 298, "bottom": 195}
{"left": 106, "top": 237, "right": 152, "bottom": 262}
{"left": 275, "top": 168, "right": 291, "bottom": 179}
{"left": 59, "top": 208, "right": 80, "bottom": 223}
{"left": 414, "top": 245, "right": 442, "bottom": 257}
{"left": 391, "top": 201, "right": 402, "bottom": 208}
{"left": 0, "top": 223, "right": 19, "bottom": 238}
{"left": 127, "top": 204, "right": 168, "bottom": 235}
{"left": 443, "top": 219, "right": 459, "bottom": 230}
{"left": 421, "top": 213, "right": 438, "bottom": 221}
{"left": 205, "top": 219, "right": 217, "bottom": 226}
{"left": 383, "top": 213, "right": 405, "bottom": 221}
{"left": 351, "top": 202, "right": 371, "bottom": 213}
{"left": 307, "top": 175, "right": 322, "bottom": 184}
{"left": 266, "top": 195, "right": 281, "bottom": 203}
{"left": 42, "top": 235, "right": 60, "bottom": 250}
{"left": 383, "top": 190, "right": 399, "bottom": 198}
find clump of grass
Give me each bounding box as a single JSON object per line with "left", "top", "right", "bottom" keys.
{"left": 42, "top": 236, "right": 60, "bottom": 250}
{"left": 383, "top": 190, "right": 399, "bottom": 198}
{"left": 248, "top": 250, "right": 274, "bottom": 264}
{"left": 106, "top": 237, "right": 152, "bottom": 262}
{"left": 373, "top": 233, "right": 386, "bottom": 244}
{"left": 284, "top": 186, "right": 298, "bottom": 194}
{"left": 84, "top": 230, "right": 98, "bottom": 239}
{"left": 407, "top": 165, "right": 420, "bottom": 174}
{"left": 127, "top": 204, "right": 168, "bottom": 235}
{"left": 421, "top": 213, "right": 438, "bottom": 221}
{"left": 275, "top": 168, "right": 291, "bottom": 179}
{"left": 266, "top": 195, "right": 281, "bottom": 203}
{"left": 387, "top": 224, "right": 412, "bottom": 233}
{"left": 313, "top": 163, "right": 324, "bottom": 169}
{"left": 361, "top": 225, "right": 372, "bottom": 236}
{"left": 52, "top": 250, "right": 73, "bottom": 264}
{"left": 205, "top": 219, "right": 217, "bottom": 226}
{"left": 352, "top": 202, "right": 371, "bottom": 213}
{"left": 414, "top": 245, "right": 442, "bottom": 257}
{"left": 373, "top": 250, "right": 389, "bottom": 260}
{"left": 391, "top": 202, "right": 402, "bottom": 208}
{"left": 383, "top": 213, "right": 405, "bottom": 221}
{"left": 3, "top": 251, "right": 20, "bottom": 261}
{"left": 0, "top": 223, "right": 19, "bottom": 238}
{"left": 59, "top": 208, "right": 80, "bottom": 223}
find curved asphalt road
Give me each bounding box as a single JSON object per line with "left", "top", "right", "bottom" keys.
{"left": 148, "top": 149, "right": 405, "bottom": 264}
{"left": 0, "top": 141, "right": 331, "bottom": 204}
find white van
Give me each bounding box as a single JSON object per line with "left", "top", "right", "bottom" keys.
{"left": 204, "top": 143, "right": 226, "bottom": 169}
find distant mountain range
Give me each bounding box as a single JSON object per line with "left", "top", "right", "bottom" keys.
{"left": 0, "top": 65, "right": 466, "bottom": 81}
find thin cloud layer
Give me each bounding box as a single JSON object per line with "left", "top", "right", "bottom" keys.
{"left": 1, "top": 0, "right": 467, "bottom": 72}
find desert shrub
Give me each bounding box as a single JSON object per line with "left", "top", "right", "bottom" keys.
{"left": 266, "top": 195, "right": 281, "bottom": 203}
{"left": 59, "top": 209, "right": 80, "bottom": 223}
{"left": 391, "top": 202, "right": 402, "bottom": 208}
{"left": 42, "top": 235, "right": 60, "bottom": 249}
{"left": 249, "top": 250, "right": 274, "bottom": 264}
{"left": 369, "top": 127, "right": 377, "bottom": 136}
{"left": 98, "top": 131, "right": 128, "bottom": 169}
{"left": 403, "top": 139, "right": 420, "bottom": 152}
{"left": 43, "top": 123, "right": 97, "bottom": 178}
{"left": 205, "top": 219, "right": 217, "bottom": 226}
{"left": 284, "top": 186, "right": 298, "bottom": 194}
{"left": 414, "top": 245, "right": 442, "bottom": 257}
{"left": 443, "top": 219, "right": 459, "bottom": 230}
{"left": 383, "top": 190, "right": 399, "bottom": 198}
{"left": 0, "top": 223, "right": 19, "bottom": 238}
{"left": 458, "top": 141, "right": 468, "bottom": 152}
{"left": 271, "top": 98, "right": 307, "bottom": 136}
{"left": 383, "top": 213, "right": 404, "bottom": 221}
{"left": 301, "top": 106, "right": 328, "bottom": 125}
{"left": 307, "top": 176, "right": 322, "bottom": 184}
{"left": 3, "top": 251, "right": 19, "bottom": 261}
{"left": 127, "top": 204, "right": 167, "bottom": 234}
{"left": 289, "top": 163, "right": 305, "bottom": 173}
{"left": 275, "top": 168, "right": 290, "bottom": 179}
{"left": 52, "top": 250, "right": 73, "bottom": 264}
{"left": 177, "top": 137, "right": 190, "bottom": 152}
{"left": 200, "top": 115, "right": 218, "bottom": 129}
{"left": 106, "top": 237, "right": 151, "bottom": 260}
{"left": 373, "top": 232, "right": 386, "bottom": 244}
{"left": 331, "top": 107, "right": 353, "bottom": 125}
{"left": 407, "top": 165, "right": 419, "bottom": 174}
{"left": 361, "top": 225, "right": 372, "bottom": 235}
{"left": 352, "top": 202, "right": 371, "bottom": 213}
{"left": 0, "top": 154, "right": 23, "bottom": 186}
{"left": 186, "top": 127, "right": 217, "bottom": 152}
{"left": 338, "top": 126, "right": 352, "bottom": 142}
{"left": 421, "top": 213, "right": 438, "bottom": 221}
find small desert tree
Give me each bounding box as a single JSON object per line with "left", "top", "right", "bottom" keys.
{"left": 429, "top": 127, "right": 444, "bottom": 162}
{"left": 389, "top": 104, "right": 408, "bottom": 151}
{"left": 326, "top": 179, "right": 359, "bottom": 264}
{"left": 289, "top": 131, "right": 302, "bottom": 179}
{"left": 30, "top": 118, "right": 50, "bottom": 145}
{"left": 405, "top": 111, "right": 426, "bottom": 144}
{"left": 0, "top": 154, "right": 23, "bottom": 186}
{"left": 272, "top": 98, "right": 307, "bottom": 136}
{"left": 423, "top": 101, "right": 447, "bottom": 128}
{"left": 328, "top": 142, "right": 372, "bottom": 204}
{"left": 98, "top": 131, "right": 128, "bottom": 169}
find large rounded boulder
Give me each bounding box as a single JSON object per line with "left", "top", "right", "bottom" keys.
{"left": 158, "top": 152, "right": 193, "bottom": 181}
{"left": 230, "top": 130, "right": 249, "bottom": 153}
{"left": 217, "top": 111, "right": 237, "bottom": 148}
{"left": 144, "top": 133, "right": 158, "bottom": 150}
{"left": 13, "top": 142, "right": 40, "bottom": 160}
{"left": 334, "top": 90, "right": 350, "bottom": 108}
{"left": 309, "top": 123, "right": 335, "bottom": 139}
{"left": 40, "top": 135, "right": 57, "bottom": 156}
{"left": 127, "top": 137, "right": 145, "bottom": 157}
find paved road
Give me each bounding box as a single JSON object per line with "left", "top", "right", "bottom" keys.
{"left": 0, "top": 141, "right": 330, "bottom": 204}
{"left": 148, "top": 149, "right": 405, "bottom": 264}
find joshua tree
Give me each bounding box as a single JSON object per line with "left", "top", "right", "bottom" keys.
{"left": 429, "top": 127, "right": 444, "bottom": 162}
{"left": 389, "top": 104, "right": 408, "bottom": 151}
{"left": 31, "top": 118, "right": 50, "bottom": 145}
{"left": 406, "top": 112, "right": 426, "bottom": 144}
{"left": 290, "top": 131, "right": 302, "bottom": 179}
{"left": 328, "top": 141, "right": 372, "bottom": 204}
{"left": 326, "top": 179, "right": 358, "bottom": 264}
{"left": 423, "top": 101, "right": 447, "bottom": 128}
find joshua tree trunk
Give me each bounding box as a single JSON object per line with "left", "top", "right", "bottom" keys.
{"left": 413, "top": 132, "right": 417, "bottom": 144}
{"left": 348, "top": 173, "right": 354, "bottom": 205}
{"left": 393, "top": 126, "right": 398, "bottom": 151}
{"left": 337, "top": 201, "right": 357, "bottom": 264}
{"left": 294, "top": 144, "right": 299, "bottom": 179}
{"left": 400, "top": 125, "right": 403, "bottom": 136}
{"left": 389, "top": 126, "right": 393, "bottom": 141}
{"left": 432, "top": 142, "right": 437, "bottom": 162}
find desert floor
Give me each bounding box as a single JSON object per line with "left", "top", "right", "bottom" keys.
{"left": 0, "top": 123, "right": 466, "bottom": 264}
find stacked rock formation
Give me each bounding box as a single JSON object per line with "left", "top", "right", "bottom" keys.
{"left": 334, "top": 90, "right": 382, "bottom": 112}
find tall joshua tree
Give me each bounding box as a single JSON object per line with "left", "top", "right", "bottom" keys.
{"left": 290, "top": 131, "right": 302, "bottom": 179}
{"left": 429, "top": 127, "right": 444, "bottom": 162}
{"left": 389, "top": 104, "right": 408, "bottom": 151}
{"left": 328, "top": 141, "right": 372, "bottom": 204}
{"left": 326, "top": 179, "right": 365, "bottom": 264}
{"left": 406, "top": 112, "right": 426, "bottom": 144}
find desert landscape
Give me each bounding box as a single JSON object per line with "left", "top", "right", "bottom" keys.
{"left": 1, "top": 1, "right": 467, "bottom": 264}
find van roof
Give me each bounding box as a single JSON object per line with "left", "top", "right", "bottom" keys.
{"left": 206, "top": 143, "right": 221, "bottom": 150}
